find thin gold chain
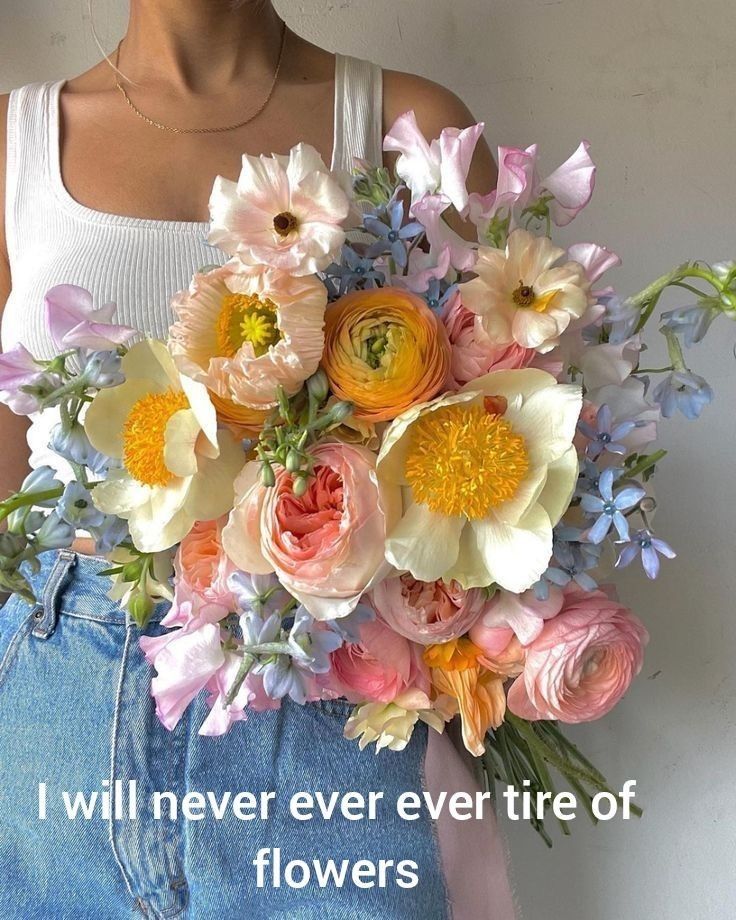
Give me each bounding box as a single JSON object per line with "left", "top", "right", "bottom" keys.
{"left": 114, "top": 23, "right": 287, "bottom": 135}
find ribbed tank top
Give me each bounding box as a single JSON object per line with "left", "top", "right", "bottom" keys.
{"left": 2, "top": 54, "right": 383, "bottom": 356}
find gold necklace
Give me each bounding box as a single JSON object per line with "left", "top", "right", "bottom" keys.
{"left": 114, "top": 23, "right": 287, "bottom": 135}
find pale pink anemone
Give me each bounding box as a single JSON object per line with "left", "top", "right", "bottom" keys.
{"left": 369, "top": 573, "right": 489, "bottom": 646}
{"left": 506, "top": 585, "right": 649, "bottom": 723}
{"left": 329, "top": 618, "right": 430, "bottom": 704}
{"left": 222, "top": 442, "right": 401, "bottom": 621}
{"left": 169, "top": 262, "right": 326, "bottom": 411}
{"left": 460, "top": 229, "right": 594, "bottom": 354}
{"left": 208, "top": 143, "right": 350, "bottom": 276}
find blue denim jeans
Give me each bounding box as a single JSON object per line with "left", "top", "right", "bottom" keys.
{"left": 0, "top": 551, "right": 450, "bottom": 919}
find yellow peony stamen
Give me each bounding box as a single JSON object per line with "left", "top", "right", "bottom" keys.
{"left": 405, "top": 403, "right": 529, "bottom": 519}
{"left": 122, "top": 389, "right": 189, "bottom": 487}
{"left": 216, "top": 293, "right": 281, "bottom": 358}
{"left": 512, "top": 279, "right": 558, "bottom": 313}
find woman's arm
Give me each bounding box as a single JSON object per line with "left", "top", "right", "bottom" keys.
{"left": 382, "top": 70, "right": 499, "bottom": 238}
{"left": 0, "top": 92, "right": 32, "bottom": 499}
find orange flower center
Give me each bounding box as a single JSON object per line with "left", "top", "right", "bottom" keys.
{"left": 424, "top": 638, "right": 484, "bottom": 671}
{"left": 122, "top": 389, "right": 189, "bottom": 487}
{"left": 216, "top": 293, "right": 281, "bottom": 358}
{"left": 405, "top": 403, "right": 529, "bottom": 519}
{"left": 511, "top": 279, "right": 559, "bottom": 313}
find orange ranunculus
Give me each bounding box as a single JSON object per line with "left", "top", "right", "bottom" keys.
{"left": 321, "top": 287, "right": 451, "bottom": 423}
{"left": 210, "top": 390, "right": 269, "bottom": 439}
{"left": 431, "top": 663, "right": 507, "bottom": 756}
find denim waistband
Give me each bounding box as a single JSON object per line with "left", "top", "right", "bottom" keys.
{"left": 21, "top": 550, "right": 171, "bottom": 631}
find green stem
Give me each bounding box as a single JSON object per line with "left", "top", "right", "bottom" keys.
{"left": 0, "top": 486, "right": 64, "bottom": 523}
{"left": 624, "top": 449, "right": 667, "bottom": 480}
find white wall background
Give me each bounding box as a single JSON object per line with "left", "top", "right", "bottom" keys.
{"left": 2, "top": 2, "right": 735, "bottom": 918}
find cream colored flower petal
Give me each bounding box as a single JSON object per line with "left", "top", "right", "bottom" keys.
{"left": 536, "top": 445, "right": 579, "bottom": 526}
{"left": 123, "top": 340, "right": 180, "bottom": 391}
{"left": 179, "top": 372, "right": 218, "bottom": 450}
{"left": 221, "top": 461, "right": 273, "bottom": 575}
{"left": 441, "top": 520, "right": 494, "bottom": 589}
{"left": 505, "top": 382, "right": 582, "bottom": 466}
{"left": 163, "top": 409, "right": 200, "bottom": 478}
{"left": 511, "top": 307, "right": 562, "bottom": 350}
{"left": 509, "top": 229, "right": 565, "bottom": 280}
{"left": 183, "top": 432, "right": 243, "bottom": 522}
{"left": 472, "top": 504, "right": 553, "bottom": 593}
{"left": 126, "top": 477, "right": 192, "bottom": 552}
{"left": 384, "top": 501, "right": 464, "bottom": 582}
{"left": 463, "top": 367, "right": 556, "bottom": 402}
{"left": 91, "top": 469, "right": 151, "bottom": 516}
{"left": 495, "top": 463, "right": 548, "bottom": 526}
{"left": 84, "top": 378, "right": 152, "bottom": 459}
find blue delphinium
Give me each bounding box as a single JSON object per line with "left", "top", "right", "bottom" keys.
{"left": 616, "top": 529, "right": 676, "bottom": 579}
{"left": 580, "top": 467, "right": 646, "bottom": 543}
{"left": 660, "top": 301, "right": 721, "bottom": 347}
{"left": 58, "top": 481, "right": 105, "bottom": 529}
{"left": 50, "top": 421, "right": 109, "bottom": 475}
{"left": 598, "top": 294, "right": 641, "bottom": 344}
{"left": 652, "top": 369, "right": 714, "bottom": 419}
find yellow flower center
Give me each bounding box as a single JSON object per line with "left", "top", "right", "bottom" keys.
{"left": 357, "top": 321, "right": 403, "bottom": 370}
{"left": 511, "top": 279, "right": 558, "bottom": 313}
{"left": 216, "top": 293, "right": 282, "bottom": 358}
{"left": 273, "top": 210, "right": 298, "bottom": 237}
{"left": 405, "top": 403, "right": 529, "bottom": 519}
{"left": 122, "top": 389, "right": 189, "bottom": 487}
{"left": 424, "top": 638, "right": 484, "bottom": 671}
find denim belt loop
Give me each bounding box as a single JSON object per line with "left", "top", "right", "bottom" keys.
{"left": 32, "top": 550, "right": 77, "bottom": 640}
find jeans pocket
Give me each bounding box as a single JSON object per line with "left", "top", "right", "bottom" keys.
{"left": 0, "top": 594, "right": 38, "bottom": 688}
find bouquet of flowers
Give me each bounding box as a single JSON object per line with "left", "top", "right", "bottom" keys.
{"left": 1, "top": 112, "right": 733, "bottom": 843}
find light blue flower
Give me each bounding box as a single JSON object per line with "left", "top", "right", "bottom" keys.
{"left": 19, "top": 466, "right": 63, "bottom": 506}
{"left": 34, "top": 511, "right": 75, "bottom": 550}
{"left": 327, "top": 603, "right": 375, "bottom": 643}
{"left": 616, "top": 529, "right": 676, "bottom": 579}
{"left": 79, "top": 350, "right": 125, "bottom": 389}
{"left": 364, "top": 199, "right": 423, "bottom": 269}
{"left": 239, "top": 609, "right": 282, "bottom": 647}
{"left": 660, "top": 301, "right": 721, "bottom": 347}
{"left": 652, "top": 369, "right": 714, "bottom": 419}
{"left": 287, "top": 608, "right": 343, "bottom": 675}
{"left": 577, "top": 404, "right": 641, "bottom": 460}
{"left": 90, "top": 514, "right": 129, "bottom": 554}
{"left": 228, "top": 571, "right": 290, "bottom": 617}
{"left": 260, "top": 655, "right": 312, "bottom": 705}
{"left": 58, "top": 482, "right": 105, "bottom": 529}
{"left": 534, "top": 526, "right": 602, "bottom": 599}
{"left": 580, "top": 468, "right": 646, "bottom": 543}
{"left": 422, "top": 278, "right": 456, "bottom": 314}
{"left": 599, "top": 294, "right": 640, "bottom": 344}
{"left": 325, "top": 246, "right": 385, "bottom": 295}
{"left": 50, "top": 421, "right": 109, "bottom": 474}
{"left": 576, "top": 459, "right": 624, "bottom": 498}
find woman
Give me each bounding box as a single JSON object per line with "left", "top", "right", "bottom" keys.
{"left": 0, "top": 2, "right": 516, "bottom": 917}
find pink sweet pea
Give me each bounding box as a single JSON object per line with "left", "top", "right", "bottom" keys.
{"left": 44, "top": 285, "right": 136, "bottom": 351}
{"left": 467, "top": 144, "right": 538, "bottom": 226}
{"left": 410, "top": 194, "right": 477, "bottom": 272}
{"left": 383, "top": 110, "right": 485, "bottom": 215}
{"left": 506, "top": 585, "right": 648, "bottom": 723}
{"left": 140, "top": 621, "right": 225, "bottom": 730}
{"left": 0, "top": 344, "right": 48, "bottom": 414}
{"left": 329, "top": 618, "right": 429, "bottom": 704}
{"left": 470, "top": 587, "right": 565, "bottom": 652}
{"left": 541, "top": 141, "right": 596, "bottom": 227}
{"left": 199, "top": 654, "right": 280, "bottom": 737}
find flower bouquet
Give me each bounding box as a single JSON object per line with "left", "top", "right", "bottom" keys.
{"left": 1, "top": 112, "right": 733, "bottom": 843}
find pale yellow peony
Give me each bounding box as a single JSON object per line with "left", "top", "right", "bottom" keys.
{"left": 377, "top": 368, "right": 582, "bottom": 593}
{"left": 85, "top": 340, "right": 244, "bottom": 552}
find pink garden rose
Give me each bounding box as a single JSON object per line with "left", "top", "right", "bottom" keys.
{"left": 222, "top": 442, "right": 400, "bottom": 621}
{"left": 506, "top": 585, "right": 649, "bottom": 723}
{"left": 370, "top": 573, "right": 488, "bottom": 646}
{"left": 329, "top": 618, "right": 429, "bottom": 704}
{"left": 173, "top": 517, "right": 236, "bottom": 615}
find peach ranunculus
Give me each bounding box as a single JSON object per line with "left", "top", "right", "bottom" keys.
{"left": 426, "top": 638, "right": 506, "bottom": 756}
{"left": 329, "top": 618, "right": 430, "bottom": 704}
{"left": 459, "top": 228, "right": 593, "bottom": 354}
{"left": 321, "top": 287, "right": 451, "bottom": 423}
{"left": 221, "top": 442, "right": 400, "bottom": 621}
{"left": 506, "top": 585, "right": 649, "bottom": 723}
{"left": 441, "top": 288, "right": 537, "bottom": 387}
{"left": 169, "top": 262, "right": 326, "bottom": 411}
{"left": 174, "top": 517, "right": 237, "bottom": 613}
{"left": 369, "top": 573, "right": 488, "bottom": 646}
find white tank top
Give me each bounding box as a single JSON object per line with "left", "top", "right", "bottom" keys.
{"left": 2, "top": 54, "right": 383, "bottom": 357}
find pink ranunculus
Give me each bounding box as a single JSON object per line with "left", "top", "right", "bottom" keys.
{"left": 369, "top": 572, "right": 488, "bottom": 646}
{"left": 222, "top": 442, "right": 401, "bottom": 621}
{"left": 329, "top": 618, "right": 429, "bottom": 704}
{"left": 139, "top": 621, "right": 225, "bottom": 730}
{"left": 506, "top": 585, "right": 649, "bottom": 723}
{"left": 44, "top": 285, "right": 135, "bottom": 351}
{"left": 174, "top": 518, "right": 237, "bottom": 612}
{"left": 441, "top": 290, "right": 537, "bottom": 387}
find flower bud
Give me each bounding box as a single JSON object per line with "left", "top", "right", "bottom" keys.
{"left": 306, "top": 369, "right": 329, "bottom": 404}
{"left": 129, "top": 593, "right": 154, "bottom": 627}
{"left": 292, "top": 474, "right": 309, "bottom": 498}
{"left": 261, "top": 462, "right": 276, "bottom": 488}
{"left": 285, "top": 449, "right": 302, "bottom": 473}
{"left": 35, "top": 511, "right": 74, "bottom": 550}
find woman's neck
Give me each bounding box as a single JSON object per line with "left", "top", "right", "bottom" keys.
{"left": 122, "top": 0, "right": 283, "bottom": 94}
